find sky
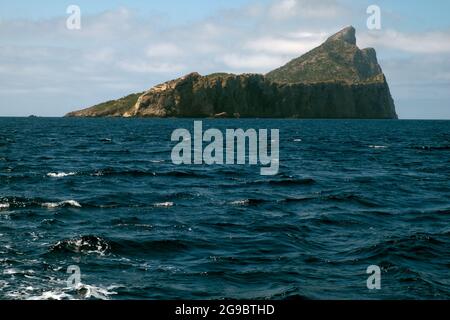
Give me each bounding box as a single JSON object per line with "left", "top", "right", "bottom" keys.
{"left": 0, "top": 0, "right": 449, "bottom": 119}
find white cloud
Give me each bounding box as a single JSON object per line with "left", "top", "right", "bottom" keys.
{"left": 84, "top": 48, "right": 115, "bottom": 62}
{"left": 269, "top": 0, "right": 344, "bottom": 20}
{"left": 146, "top": 43, "right": 182, "bottom": 58}
{"left": 118, "top": 60, "right": 185, "bottom": 74}
{"left": 220, "top": 53, "right": 285, "bottom": 71}
{"left": 360, "top": 29, "right": 450, "bottom": 54}
{"left": 269, "top": 0, "right": 298, "bottom": 19}
{"left": 245, "top": 34, "right": 325, "bottom": 55}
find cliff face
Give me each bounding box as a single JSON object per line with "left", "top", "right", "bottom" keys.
{"left": 66, "top": 26, "right": 397, "bottom": 119}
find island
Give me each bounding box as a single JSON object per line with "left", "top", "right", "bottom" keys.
{"left": 66, "top": 26, "right": 397, "bottom": 119}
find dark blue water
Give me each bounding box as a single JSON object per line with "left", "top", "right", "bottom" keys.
{"left": 0, "top": 118, "right": 449, "bottom": 300}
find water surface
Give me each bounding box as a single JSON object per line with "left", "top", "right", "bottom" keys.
{"left": 0, "top": 118, "right": 449, "bottom": 299}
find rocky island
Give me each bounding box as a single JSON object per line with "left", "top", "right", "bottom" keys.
{"left": 66, "top": 27, "right": 397, "bottom": 119}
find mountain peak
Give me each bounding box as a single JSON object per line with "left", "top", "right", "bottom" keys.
{"left": 265, "top": 26, "right": 384, "bottom": 84}
{"left": 326, "top": 26, "right": 356, "bottom": 45}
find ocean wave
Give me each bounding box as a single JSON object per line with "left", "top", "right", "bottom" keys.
{"left": 111, "top": 239, "right": 192, "bottom": 255}
{"left": 153, "top": 202, "right": 174, "bottom": 208}
{"left": 230, "top": 199, "right": 268, "bottom": 206}
{"left": 42, "top": 200, "right": 81, "bottom": 209}
{"left": 70, "top": 283, "right": 118, "bottom": 300}
{"left": 47, "top": 172, "right": 76, "bottom": 178}
{"left": 90, "top": 168, "right": 156, "bottom": 177}
{"left": 3, "top": 268, "right": 19, "bottom": 275}
{"left": 236, "top": 177, "right": 316, "bottom": 187}
{"left": 165, "top": 191, "right": 200, "bottom": 200}
{"left": 0, "top": 196, "right": 40, "bottom": 209}
{"left": 278, "top": 193, "right": 382, "bottom": 208}
{"left": 326, "top": 193, "right": 381, "bottom": 208}
{"left": 78, "top": 168, "right": 210, "bottom": 179}
{"left": 412, "top": 145, "right": 450, "bottom": 151}
{"left": 50, "top": 235, "right": 110, "bottom": 255}
{"left": 26, "top": 283, "right": 118, "bottom": 300}
{"left": 0, "top": 197, "right": 82, "bottom": 209}
{"left": 40, "top": 218, "right": 65, "bottom": 226}
{"left": 270, "top": 286, "right": 308, "bottom": 300}
{"left": 267, "top": 178, "right": 316, "bottom": 186}
{"left": 339, "top": 231, "right": 449, "bottom": 265}
{"left": 369, "top": 145, "right": 388, "bottom": 149}
{"left": 278, "top": 196, "right": 315, "bottom": 204}
{"left": 27, "top": 291, "right": 73, "bottom": 300}
{"left": 230, "top": 200, "right": 250, "bottom": 206}
{"left": 159, "top": 170, "right": 211, "bottom": 178}
{"left": 0, "top": 203, "right": 10, "bottom": 209}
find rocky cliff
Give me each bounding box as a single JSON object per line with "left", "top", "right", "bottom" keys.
{"left": 66, "top": 26, "right": 397, "bottom": 119}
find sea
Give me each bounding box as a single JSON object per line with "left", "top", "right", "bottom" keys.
{"left": 0, "top": 118, "right": 449, "bottom": 300}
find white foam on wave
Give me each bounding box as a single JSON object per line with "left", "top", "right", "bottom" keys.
{"left": 47, "top": 172, "right": 76, "bottom": 178}
{"left": 28, "top": 291, "right": 73, "bottom": 300}
{"left": 52, "top": 235, "right": 110, "bottom": 255}
{"left": 230, "top": 199, "right": 249, "bottom": 206}
{"left": 3, "top": 268, "right": 18, "bottom": 275}
{"left": 42, "top": 200, "right": 82, "bottom": 209}
{"left": 26, "top": 283, "right": 118, "bottom": 300}
{"left": 0, "top": 203, "right": 10, "bottom": 209}
{"left": 294, "top": 139, "right": 302, "bottom": 142}
{"left": 369, "top": 145, "right": 387, "bottom": 149}
{"left": 72, "top": 283, "right": 118, "bottom": 300}
{"left": 153, "top": 202, "right": 174, "bottom": 208}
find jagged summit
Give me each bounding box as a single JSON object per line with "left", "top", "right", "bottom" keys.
{"left": 326, "top": 26, "right": 356, "bottom": 45}
{"left": 265, "top": 26, "right": 383, "bottom": 84}
{"left": 66, "top": 26, "right": 397, "bottom": 119}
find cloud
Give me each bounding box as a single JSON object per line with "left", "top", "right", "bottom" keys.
{"left": 360, "top": 29, "right": 450, "bottom": 54}
{"left": 220, "top": 53, "right": 286, "bottom": 71}
{"left": 146, "top": 43, "right": 182, "bottom": 58}
{"left": 245, "top": 33, "right": 327, "bottom": 55}
{"left": 268, "top": 0, "right": 345, "bottom": 20}
{"left": 383, "top": 55, "right": 450, "bottom": 87}
{"left": 269, "top": 0, "right": 298, "bottom": 19}
{"left": 84, "top": 48, "right": 115, "bottom": 63}
{"left": 118, "top": 60, "right": 185, "bottom": 74}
